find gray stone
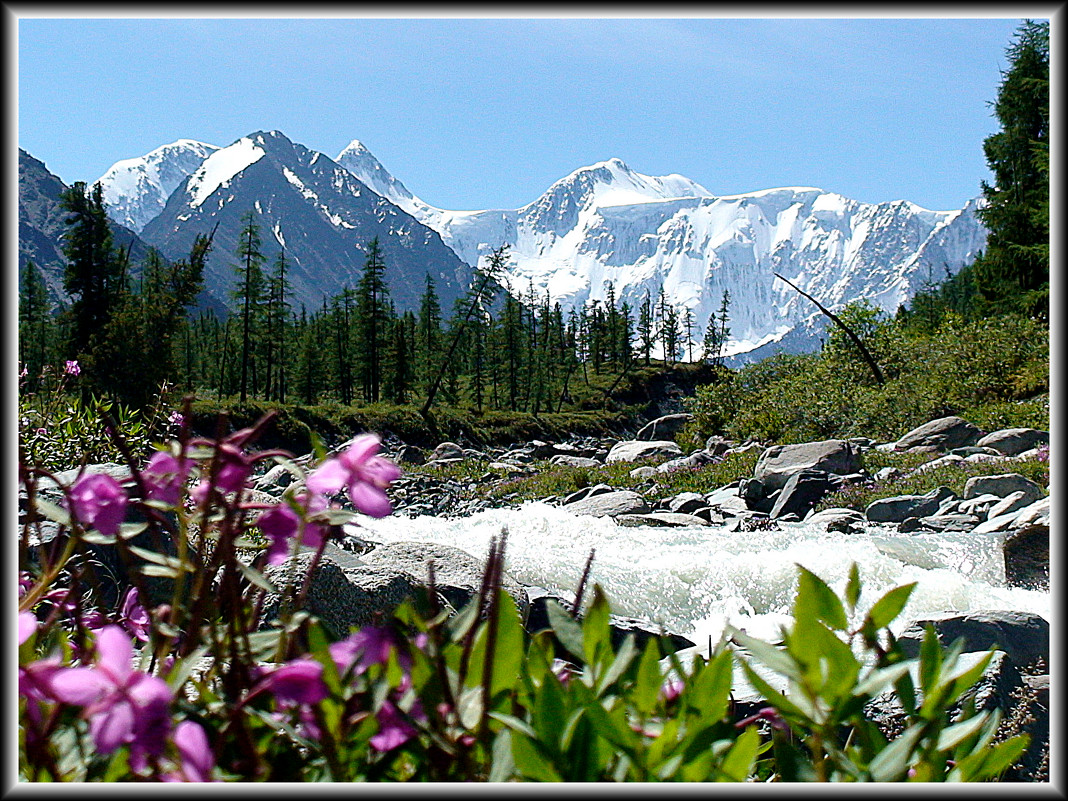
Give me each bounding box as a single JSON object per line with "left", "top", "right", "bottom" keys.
{"left": 562, "top": 483, "right": 614, "bottom": 505}
{"left": 656, "top": 450, "right": 718, "bottom": 474}
{"left": 984, "top": 490, "right": 1032, "bottom": 520}
{"left": 549, "top": 455, "right": 601, "bottom": 469}
{"left": 629, "top": 466, "right": 658, "bottom": 480}
{"left": 430, "top": 441, "right": 465, "bottom": 461}
{"left": 564, "top": 489, "right": 650, "bottom": 518}
{"left": 894, "top": 415, "right": 983, "bottom": 452}
{"left": 963, "top": 472, "right": 1045, "bottom": 503}
{"left": 605, "top": 440, "right": 683, "bottom": 464}
{"left": 667, "top": 492, "right": 709, "bottom": 515}
{"left": 636, "top": 413, "right": 693, "bottom": 441}
{"left": 976, "top": 427, "right": 1049, "bottom": 457}
{"left": 896, "top": 610, "right": 1048, "bottom": 669}
{"left": 738, "top": 476, "right": 776, "bottom": 514}
{"left": 805, "top": 507, "right": 866, "bottom": 532}
{"left": 704, "top": 436, "right": 734, "bottom": 456}
{"left": 252, "top": 463, "right": 295, "bottom": 493}
{"left": 1003, "top": 524, "right": 1049, "bottom": 590}
{"left": 394, "top": 445, "right": 426, "bottom": 465}
{"left": 615, "top": 512, "right": 710, "bottom": 527}
{"left": 261, "top": 547, "right": 424, "bottom": 638}
{"left": 865, "top": 486, "right": 956, "bottom": 524}
{"left": 956, "top": 492, "right": 1003, "bottom": 517}
{"left": 360, "top": 541, "right": 527, "bottom": 615}
{"left": 912, "top": 513, "right": 982, "bottom": 532}
{"left": 753, "top": 439, "right": 861, "bottom": 492}
{"left": 768, "top": 469, "right": 839, "bottom": 520}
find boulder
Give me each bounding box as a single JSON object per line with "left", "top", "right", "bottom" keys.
{"left": 636, "top": 413, "right": 693, "bottom": 441}
{"left": 865, "top": 486, "right": 956, "bottom": 524}
{"left": 605, "top": 440, "right": 683, "bottom": 464}
{"left": 704, "top": 436, "right": 734, "bottom": 457}
{"left": 805, "top": 507, "right": 866, "bottom": 533}
{"left": 393, "top": 445, "right": 426, "bottom": 465}
{"left": 666, "top": 492, "right": 710, "bottom": 516}
{"left": 976, "top": 427, "right": 1049, "bottom": 457}
{"left": 562, "top": 483, "right": 614, "bottom": 505}
{"left": 962, "top": 472, "right": 1045, "bottom": 503}
{"left": 768, "top": 469, "right": 840, "bottom": 520}
{"left": 615, "top": 512, "right": 710, "bottom": 527}
{"left": 549, "top": 455, "right": 601, "bottom": 469}
{"left": 893, "top": 415, "right": 983, "bottom": 452}
{"left": 360, "top": 541, "right": 528, "bottom": 615}
{"left": 738, "top": 476, "right": 777, "bottom": 514}
{"left": 629, "top": 466, "right": 658, "bottom": 480}
{"left": 895, "top": 610, "right": 1049, "bottom": 668}
{"left": 564, "top": 490, "right": 650, "bottom": 518}
{"left": 1003, "top": 524, "right": 1049, "bottom": 590}
{"left": 261, "top": 547, "right": 424, "bottom": 638}
{"left": 656, "top": 450, "right": 718, "bottom": 474}
{"left": 429, "top": 441, "right": 465, "bottom": 461}
{"left": 984, "top": 490, "right": 1033, "bottom": 520}
{"left": 753, "top": 439, "right": 861, "bottom": 492}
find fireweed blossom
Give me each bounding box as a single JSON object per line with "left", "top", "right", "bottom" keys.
{"left": 258, "top": 492, "right": 330, "bottom": 565}
{"left": 191, "top": 438, "right": 253, "bottom": 503}
{"left": 64, "top": 360, "right": 81, "bottom": 377}
{"left": 142, "top": 450, "right": 194, "bottom": 506}
{"left": 162, "top": 721, "right": 216, "bottom": 782}
{"left": 120, "top": 587, "right": 151, "bottom": 642}
{"left": 306, "top": 434, "right": 401, "bottom": 517}
{"left": 68, "top": 473, "right": 128, "bottom": 537}
{"left": 44, "top": 625, "right": 173, "bottom": 764}
{"left": 256, "top": 658, "right": 328, "bottom": 706}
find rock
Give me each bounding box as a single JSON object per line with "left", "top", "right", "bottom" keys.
{"left": 261, "top": 547, "right": 425, "bottom": 638}
{"left": 430, "top": 441, "right": 465, "bottom": 461}
{"left": 605, "top": 440, "right": 683, "bottom": 464}
{"left": 636, "top": 413, "right": 693, "bottom": 441}
{"left": 656, "top": 450, "right": 718, "bottom": 473}
{"left": 704, "top": 435, "right": 734, "bottom": 456}
{"left": 666, "top": 492, "right": 709, "bottom": 515}
{"left": 629, "top": 466, "right": 658, "bottom": 479}
{"left": 738, "top": 476, "right": 777, "bottom": 514}
{"left": 865, "top": 486, "right": 956, "bottom": 524}
{"left": 360, "top": 541, "right": 528, "bottom": 615}
{"left": 806, "top": 507, "right": 866, "bottom": 533}
{"left": 563, "top": 490, "right": 650, "bottom": 518}
{"left": 768, "top": 469, "right": 839, "bottom": 520}
{"left": 896, "top": 610, "right": 1049, "bottom": 668}
{"left": 615, "top": 512, "right": 709, "bottom": 527}
{"left": 549, "top": 455, "right": 601, "bottom": 468}
{"left": 976, "top": 427, "right": 1049, "bottom": 457}
{"left": 963, "top": 472, "right": 1045, "bottom": 503}
{"left": 984, "top": 490, "right": 1033, "bottom": 520}
{"left": 1003, "top": 524, "right": 1049, "bottom": 590}
{"left": 753, "top": 439, "right": 861, "bottom": 492}
{"left": 252, "top": 463, "right": 295, "bottom": 493}
{"left": 893, "top": 415, "right": 983, "bottom": 452}
{"left": 955, "top": 492, "right": 1003, "bottom": 517}
{"left": 394, "top": 445, "right": 426, "bottom": 465}
{"left": 487, "top": 461, "right": 530, "bottom": 477}
{"left": 562, "top": 483, "right": 614, "bottom": 505}
{"left": 910, "top": 513, "right": 982, "bottom": 533}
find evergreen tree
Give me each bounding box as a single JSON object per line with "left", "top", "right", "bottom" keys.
{"left": 637, "top": 290, "right": 655, "bottom": 366}
{"left": 264, "top": 250, "right": 292, "bottom": 402}
{"left": 355, "top": 238, "right": 391, "bottom": 403}
{"left": 18, "top": 260, "right": 54, "bottom": 388}
{"left": 417, "top": 274, "right": 443, "bottom": 391}
{"left": 232, "top": 211, "right": 266, "bottom": 402}
{"left": 972, "top": 19, "right": 1049, "bottom": 318}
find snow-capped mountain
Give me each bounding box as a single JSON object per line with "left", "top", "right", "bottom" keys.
{"left": 96, "top": 139, "right": 220, "bottom": 233}
{"left": 139, "top": 131, "right": 474, "bottom": 314}
{"left": 336, "top": 143, "right": 987, "bottom": 356}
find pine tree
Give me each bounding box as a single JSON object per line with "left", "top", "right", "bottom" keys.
{"left": 355, "top": 238, "right": 391, "bottom": 403}
{"left": 637, "top": 290, "right": 655, "bottom": 366}
{"left": 232, "top": 211, "right": 266, "bottom": 403}
{"left": 18, "top": 260, "right": 54, "bottom": 387}
{"left": 972, "top": 19, "right": 1049, "bottom": 318}
{"left": 417, "top": 274, "right": 443, "bottom": 391}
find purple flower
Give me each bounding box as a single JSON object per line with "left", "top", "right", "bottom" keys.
{"left": 64, "top": 360, "right": 81, "bottom": 377}
{"left": 258, "top": 492, "right": 330, "bottom": 565}
{"left": 168, "top": 411, "right": 185, "bottom": 428}
{"left": 192, "top": 439, "right": 253, "bottom": 502}
{"left": 19, "top": 611, "right": 38, "bottom": 645}
{"left": 660, "top": 678, "right": 685, "bottom": 704}
{"left": 370, "top": 700, "right": 420, "bottom": 752}
{"left": 257, "top": 659, "right": 327, "bottom": 706}
{"left": 735, "top": 706, "right": 788, "bottom": 731}
{"left": 306, "top": 434, "right": 401, "bottom": 518}
{"left": 142, "top": 451, "right": 193, "bottom": 506}
{"left": 44, "top": 625, "right": 173, "bottom": 760}
{"left": 329, "top": 626, "right": 406, "bottom": 677}
{"left": 120, "top": 587, "right": 151, "bottom": 642}
{"left": 68, "top": 473, "right": 128, "bottom": 537}
{"left": 162, "top": 721, "right": 216, "bottom": 782}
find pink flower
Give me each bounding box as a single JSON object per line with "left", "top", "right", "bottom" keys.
{"left": 19, "top": 611, "right": 38, "bottom": 645}
{"left": 306, "top": 434, "right": 401, "bottom": 517}
{"left": 168, "top": 411, "right": 185, "bottom": 427}
{"left": 192, "top": 440, "right": 252, "bottom": 502}
{"left": 370, "top": 700, "right": 421, "bottom": 752}
{"left": 735, "top": 706, "right": 788, "bottom": 731}
{"left": 120, "top": 587, "right": 151, "bottom": 642}
{"left": 68, "top": 473, "right": 128, "bottom": 537}
{"left": 44, "top": 625, "right": 173, "bottom": 761}
{"left": 142, "top": 451, "right": 193, "bottom": 506}
{"left": 258, "top": 492, "right": 330, "bottom": 565}
{"left": 64, "top": 360, "right": 81, "bottom": 376}
{"left": 329, "top": 626, "right": 406, "bottom": 677}
{"left": 257, "top": 659, "right": 327, "bottom": 706}
{"left": 660, "top": 678, "right": 685, "bottom": 704}
{"left": 162, "top": 721, "right": 216, "bottom": 782}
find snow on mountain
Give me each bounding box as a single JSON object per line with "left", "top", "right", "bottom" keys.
{"left": 139, "top": 131, "right": 474, "bottom": 315}
{"left": 335, "top": 145, "right": 987, "bottom": 356}
{"left": 96, "top": 139, "right": 219, "bottom": 232}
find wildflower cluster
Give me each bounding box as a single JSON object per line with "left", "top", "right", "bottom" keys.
{"left": 18, "top": 408, "right": 1030, "bottom": 782}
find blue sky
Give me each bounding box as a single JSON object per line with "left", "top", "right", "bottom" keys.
{"left": 16, "top": 12, "right": 1034, "bottom": 212}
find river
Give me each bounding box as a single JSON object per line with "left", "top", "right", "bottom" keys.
{"left": 354, "top": 501, "right": 1050, "bottom": 646}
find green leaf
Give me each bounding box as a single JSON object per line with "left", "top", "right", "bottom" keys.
{"left": 845, "top": 562, "right": 862, "bottom": 611}
{"left": 948, "top": 734, "right": 1030, "bottom": 781}
{"left": 717, "top": 724, "right": 760, "bottom": 781}
{"left": 237, "top": 560, "right": 279, "bottom": 594}
{"left": 511, "top": 731, "right": 563, "bottom": 781}
{"left": 918, "top": 624, "right": 943, "bottom": 694}
{"left": 546, "top": 599, "right": 585, "bottom": 663}
{"left": 489, "top": 728, "right": 517, "bottom": 782}
{"left": 582, "top": 585, "right": 613, "bottom": 670}
{"left": 794, "top": 564, "right": 848, "bottom": 631}
{"left": 688, "top": 648, "right": 734, "bottom": 721}
{"left": 632, "top": 638, "right": 663, "bottom": 716}
{"left": 863, "top": 582, "right": 917, "bottom": 631}
{"left": 596, "top": 633, "right": 637, "bottom": 697}
{"left": 30, "top": 497, "right": 70, "bottom": 527}
{"left": 936, "top": 712, "right": 991, "bottom": 752}
{"left": 728, "top": 626, "right": 803, "bottom": 683}
{"left": 128, "top": 545, "right": 194, "bottom": 572}
{"left": 868, "top": 722, "right": 925, "bottom": 782}
{"left": 853, "top": 662, "right": 911, "bottom": 699}
{"left": 581, "top": 701, "right": 638, "bottom": 754}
